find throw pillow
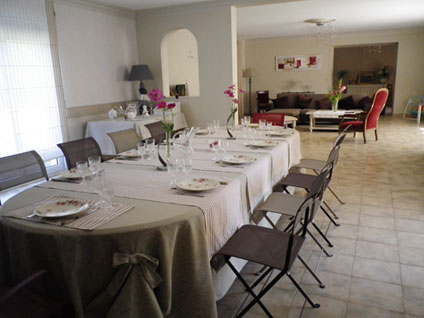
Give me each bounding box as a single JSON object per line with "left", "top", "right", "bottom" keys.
{"left": 338, "top": 95, "right": 355, "bottom": 110}
{"left": 357, "top": 96, "right": 373, "bottom": 111}
{"left": 316, "top": 97, "right": 331, "bottom": 110}
{"left": 296, "top": 95, "right": 312, "bottom": 109}
{"left": 273, "top": 96, "right": 289, "bottom": 109}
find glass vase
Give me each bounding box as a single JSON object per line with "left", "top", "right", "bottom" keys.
{"left": 165, "top": 130, "right": 172, "bottom": 159}
{"left": 331, "top": 101, "right": 338, "bottom": 112}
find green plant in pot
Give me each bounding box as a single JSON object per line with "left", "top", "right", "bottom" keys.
{"left": 377, "top": 66, "right": 390, "bottom": 83}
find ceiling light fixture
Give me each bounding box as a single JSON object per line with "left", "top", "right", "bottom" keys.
{"left": 304, "top": 18, "right": 336, "bottom": 41}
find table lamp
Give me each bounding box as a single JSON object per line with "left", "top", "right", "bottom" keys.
{"left": 128, "top": 64, "right": 154, "bottom": 95}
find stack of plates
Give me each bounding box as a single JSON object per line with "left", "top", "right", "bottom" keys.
{"left": 177, "top": 178, "right": 219, "bottom": 192}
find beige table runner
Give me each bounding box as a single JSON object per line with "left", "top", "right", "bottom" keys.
{"left": 38, "top": 164, "right": 244, "bottom": 256}
{"left": 3, "top": 194, "right": 135, "bottom": 230}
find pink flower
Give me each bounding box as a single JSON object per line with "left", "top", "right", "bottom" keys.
{"left": 167, "top": 103, "right": 176, "bottom": 109}
{"left": 157, "top": 101, "right": 167, "bottom": 109}
{"left": 232, "top": 98, "right": 239, "bottom": 104}
{"left": 228, "top": 84, "right": 235, "bottom": 89}
{"left": 228, "top": 92, "right": 234, "bottom": 98}
{"left": 224, "top": 89, "right": 232, "bottom": 95}
{"left": 239, "top": 89, "right": 245, "bottom": 93}
{"left": 149, "top": 89, "right": 163, "bottom": 102}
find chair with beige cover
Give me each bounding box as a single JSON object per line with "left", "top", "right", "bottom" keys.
{"left": 107, "top": 129, "right": 140, "bottom": 154}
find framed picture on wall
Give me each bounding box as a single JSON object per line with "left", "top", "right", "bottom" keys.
{"left": 275, "top": 55, "right": 321, "bottom": 71}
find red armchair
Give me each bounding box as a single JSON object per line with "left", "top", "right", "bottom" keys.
{"left": 252, "top": 113, "right": 285, "bottom": 126}
{"left": 339, "top": 88, "right": 389, "bottom": 143}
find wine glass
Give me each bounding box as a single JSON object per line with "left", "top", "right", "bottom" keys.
{"left": 93, "top": 175, "right": 114, "bottom": 208}
{"left": 213, "top": 120, "right": 220, "bottom": 133}
{"left": 259, "top": 119, "right": 266, "bottom": 134}
{"left": 137, "top": 142, "right": 145, "bottom": 159}
{"left": 144, "top": 139, "right": 155, "bottom": 160}
{"left": 76, "top": 160, "right": 88, "bottom": 185}
{"left": 208, "top": 139, "right": 221, "bottom": 162}
{"left": 207, "top": 122, "right": 214, "bottom": 135}
{"left": 243, "top": 116, "right": 251, "bottom": 126}
{"left": 167, "top": 156, "right": 180, "bottom": 188}
{"left": 88, "top": 155, "right": 101, "bottom": 177}
{"left": 220, "top": 140, "right": 229, "bottom": 157}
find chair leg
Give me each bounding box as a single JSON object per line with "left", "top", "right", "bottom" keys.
{"left": 323, "top": 200, "right": 339, "bottom": 220}
{"left": 297, "top": 255, "right": 325, "bottom": 288}
{"left": 375, "top": 129, "right": 378, "bottom": 141}
{"left": 307, "top": 228, "right": 333, "bottom": 257}
{"left": 287, "top": 273, "right": 320, "bottom": 308}
{"left": 312, "top": 221, "right": 334, "bottom": 247}
{"left": 353, "top": 132, "right": 356, "bottom": 138}
{"left": 363, "top": 131, "right": 367, "bottom": 144}
{"left": 320, "top": 206, "right": 340, "bottom": 227}
{"left": 327, "top": 185, "right": 346, "bottom": 205}
{"left": 226, "top": 259, "right": 273, "bottom": 318}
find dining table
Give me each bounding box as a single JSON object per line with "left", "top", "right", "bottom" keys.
{"left": 0, "top": 125, "right": 301, "bottom": 318}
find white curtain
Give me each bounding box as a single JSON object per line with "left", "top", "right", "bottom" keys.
{"left": 0, "top": 0, "right": 64, "bottom": 161}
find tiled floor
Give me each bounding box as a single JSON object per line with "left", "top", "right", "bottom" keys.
{"left": 217, "top": 116, "right": 424, "bottom": 318}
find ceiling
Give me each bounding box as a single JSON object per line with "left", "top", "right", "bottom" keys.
{"left": 84, "top": 0, "right": 213, "bottom": 11}
{"left": 237, "top": 0, "right": 424, "bottom": 39}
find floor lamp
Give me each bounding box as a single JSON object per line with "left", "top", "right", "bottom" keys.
{"left": 243, "top": 69, "right": 253, "bottom": 115}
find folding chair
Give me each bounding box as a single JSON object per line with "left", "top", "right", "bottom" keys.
{"left": 214, "top": 172, "right": 325, "bottom": 317}
{"left": 107, "top": 129, "right": 140, "bottom": 154}
{"left": 144, "top": 122, "right": 166, "bottom": 144}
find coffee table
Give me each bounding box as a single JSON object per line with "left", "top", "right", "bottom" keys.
{"left": 284, "top": 115, "right": 298, "bottom": 128}
{"left": 306, "top": 109, "right": 363, "bottom": 132}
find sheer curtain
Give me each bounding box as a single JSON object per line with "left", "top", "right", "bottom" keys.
{"left": 0, "top": 0, "right": 65, "bottom": 161}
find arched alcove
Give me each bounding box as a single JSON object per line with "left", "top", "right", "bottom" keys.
{"left": 161, "top": 29, "right": 200, "bottom": 97}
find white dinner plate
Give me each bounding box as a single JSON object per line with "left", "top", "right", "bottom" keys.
{"left": 267, "top": 129, "right": 294, "bottom": 137}
{"left": 177, "top": 177, "right": 219, "bottom": 192}
{"left": 249, "top": 140, "right": 278, "bottom": 148}
{"left": 120, "top": 150, "right": 141, "bottom": 158}
{"left": 33, "top": 199, "right": 90, "bottom": 218}
{"left": 248, "top": 123, "right": 259, "bottom": 128}
{"left": 195, "top": 129, "right": 210, "bottom": 135}
{"left": 60, "top": 169, "right": 82, "bottom": 179}
{"left": 222, "top": 154, "right": 256, "bottom": 165}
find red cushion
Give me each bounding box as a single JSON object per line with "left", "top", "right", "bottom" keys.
{"left": 252, "top": 113, "right": 285, "bottom": 126}
{"left": 341, "top": 120, "right": 364, "bottom": 128}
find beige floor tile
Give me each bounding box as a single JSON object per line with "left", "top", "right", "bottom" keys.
{"left": 309, "top": 252, "right": 354, "bottom": 276}
{"left": 401, "top": 264, "right": 424, "bottom": 289}
{"left": 394, "top": 208, "right": 424, "bottom": 222}
{"left": 397, "top": 232, "right": 424, "bottom": 249}
{"left": 359, "top": 214, "right": 396, "bottom": 230}
{"left": 327, "top": 224, "right": 358, "bottom": 240}
{"left": 404, "top": 286, "right": 424, "bottom": 316}
{"left": 301, "top": 270, "right": 351, "bottom": 301}
{"left": 399, "top": 246, "right": 424, "bottom": 267}
{"left": 396, "top": 219, "right": 424, "bottom": 234}
{"left": 361, "top": 204, "right": 394, "bottom": 217}
{"left": 352, "top": 257, "right": 401, "bottom": 284}
{"left": 357, "top": 226, "right": 398, "bottom": 245}
{"left": 346, "top": 302, "right": 404, "bottom": 318}
{"left": 287, "top": 293, "right": 347, "bottom": 318}
{"left": 355, "top": 240, "right": 399, "bottom": 262}
{"left": 349, "top": 277, "right": 403, "bottom": 312}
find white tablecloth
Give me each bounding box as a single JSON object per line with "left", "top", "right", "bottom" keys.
{"left": 85, "top": 113, "right": 188, "bottom": 155}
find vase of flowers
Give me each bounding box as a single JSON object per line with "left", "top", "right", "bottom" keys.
{"left": 149, "top": 89, "right": 176, "bottom": 159}
{"left": 224, "top": 85, "right": 244, "bottom": 138}
{"left": 328, "top": 79, "right": 346, "bottom": 112}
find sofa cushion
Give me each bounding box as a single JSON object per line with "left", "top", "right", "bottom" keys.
{"left": 272, "top": 96, "right": 290, "bottom": 109}
{"left": 357, "top": 96, "right": 373, "bottom": 111}
{"left": 339, "top": 95, "right": 355, "bottom": 109}
{"left": 316, "top": 97, "right": 331, "bottom": 110}
{"left": 296, "top": 95, "right": 313, "bottom": 109}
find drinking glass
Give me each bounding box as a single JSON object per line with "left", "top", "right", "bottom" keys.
{"left": 93, "top": 175, "right": 114, "bottom": 208}
{"left": 220, "top": 140, "right": 229, "bottom": 157}
{"left": 213, "top": 120, "right": 220, "bottom": 133}
{"left": 76, "top": 160, "right": 88, "bottom": 185}
{"left": 259, "top": 119, "right": 266, "bottom": 133}
{"left": 182, "top": 158, "right": 192, "bottom": 177}
{"left": 137, "top": 142, "right": 145, "bottom": 159}
{"left": 208, "top": 139, "right": 221, "bottom": 161}
{"left": 207, "top": 122, "right": 214, "bottom": 135}
{"left": 88, "top": 155, "right": 101, "bottom": 176}
{"left": 243, "top": 116, "right": 251, "bottom": 126}
{"left": 144, "top": 139, "right": 155, "bottom": 160}
{"left": 266, "top": 121, "right": 273, "bottom": 130}
{"left": 167, "top": 156, "right": 180, "bottom": 187}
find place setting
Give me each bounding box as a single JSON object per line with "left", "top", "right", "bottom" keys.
{"left": 52, "top": 156, "right": 103, "bottom": 184}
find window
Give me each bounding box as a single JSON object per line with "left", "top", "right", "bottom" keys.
{"left": 0, "top": 0, "right": 65, "bottom": 172}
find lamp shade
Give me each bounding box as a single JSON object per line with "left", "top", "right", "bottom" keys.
{"left": 243, "top": 68, "right": 253, "bottom": 78}
{"left": 128, "top": 65, "right": 154, "bottom": 81}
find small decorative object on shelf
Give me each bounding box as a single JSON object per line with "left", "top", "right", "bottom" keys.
{"left": 224, "top": 84, "right": 244, "bottom": 139}
{"left": 377, "top": 66, "right": 390, "bottom": 83}
{"left": 328, "top": 79, "right": 346, "bottom": 112}
{"left": 149, "top": 89, "right": 176, "bottom": 168}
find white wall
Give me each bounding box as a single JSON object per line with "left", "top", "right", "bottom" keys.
{"left": 54, "top": 0, "right": 138, "bottom": 108}
{"left": 135, "top": 5, "right": 238, "bottom": 127}
{"left": 243, "top": 28, "right": 424, "bottom": 113}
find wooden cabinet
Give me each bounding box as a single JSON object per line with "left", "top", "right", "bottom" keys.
{"left": 347, "top": 84, "right": 385, "bottom": 97}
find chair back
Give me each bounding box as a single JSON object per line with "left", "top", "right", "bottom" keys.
{"left": 365, "top": 88, "right": 389, "bottom": 130}
{"left": 308, "top": 163, "right": 333, "bottom": 222}
{"left": 333, "top": 132, "right": 347, "bottom": 149}
{"left": 145, "top": 122, "right": 166, "bottom": 144}
{"left": 0, "top": 151, "right": 48, "bottom": 191}
{"left": 256, "top": 91, "right": 269, "bottom": 104}
{"left": 107, "top": 129, "right": 140, "bottom": 154}
{"left": 252, "top": 113, "right": 285, "bottom": 126}
{"left": 57, "top": 137, "right": 102, "bottom": 169}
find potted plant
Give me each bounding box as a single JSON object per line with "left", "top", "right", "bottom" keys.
{"left": 377, "top": 66, "right": 390, "bottom": 83}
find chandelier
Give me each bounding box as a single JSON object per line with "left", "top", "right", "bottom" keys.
{"left": 304, "top": 18, "right": 336, "bottom": 41}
